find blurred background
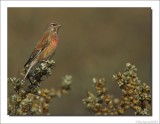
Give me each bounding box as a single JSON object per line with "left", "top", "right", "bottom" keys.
{"left": 8, "top": 8, "right": 152, "bottom": 115}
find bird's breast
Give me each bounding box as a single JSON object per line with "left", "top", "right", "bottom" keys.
{"left": 51, "top": 37, "right": 59, "bottom": 47}
{"left": 45, "top": 37, "right": 58, "bottom": 56}
{"left": 38, "top": 37, "right": 59, "bottom": 60}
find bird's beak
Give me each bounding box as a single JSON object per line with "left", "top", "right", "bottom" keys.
{"left": 58, "top": 25, "right": 62, "bottom": 27}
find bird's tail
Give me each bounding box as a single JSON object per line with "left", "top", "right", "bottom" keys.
{"left": 23, "top": 65, "right": 32, "bottom": 80}
{"left": 23, "top": 60, "right": 37, "bottom": 80}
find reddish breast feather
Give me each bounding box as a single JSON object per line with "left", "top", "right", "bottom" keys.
{"left": 51, "top": 36, "right": 59, "bottom": 47}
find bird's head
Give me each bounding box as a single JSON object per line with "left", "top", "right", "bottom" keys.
{"left": 46, "top": 22, "right": 61, "bottom": 33}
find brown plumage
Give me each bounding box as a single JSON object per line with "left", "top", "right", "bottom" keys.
{"left": 24, "top": 22, "right": 61, "bottom": 80}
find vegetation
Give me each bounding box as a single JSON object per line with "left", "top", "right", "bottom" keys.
{"left": 8, "top": 62, "right": 151, "bottom": 116}
{"left": 8, "top": 60, "right": 72, "bottom": 115}
{"left": 83, "top": 63, "right": 151, "bottom": 115}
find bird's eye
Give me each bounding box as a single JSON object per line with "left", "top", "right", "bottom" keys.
{"left": 51, "top": 23, "right": 56, "bottom": 26}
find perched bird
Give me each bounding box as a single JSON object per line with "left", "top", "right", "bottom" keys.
{"left": 23, "top": 22, "right": 61, "bottom": 80}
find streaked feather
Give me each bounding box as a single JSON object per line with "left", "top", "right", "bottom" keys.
{"left": 24, "top": 32, "right": 50, "bottom": 67}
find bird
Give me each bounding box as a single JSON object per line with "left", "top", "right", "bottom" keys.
{"left": 23, "top": 22, "right": 61, "bottom": 80}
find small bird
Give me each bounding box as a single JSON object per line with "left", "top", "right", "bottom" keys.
{"left": 23, "top": 22, "right": 61, "bottom": 80}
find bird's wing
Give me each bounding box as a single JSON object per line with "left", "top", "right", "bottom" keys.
{"left": 24, "top": 50, "right": 42, "bottom": 67}
{"left": 24, "top": 33, "right": 50, "bottom": 67}
{"left": 34, "top": 32, "right": 50, "bottom": 51}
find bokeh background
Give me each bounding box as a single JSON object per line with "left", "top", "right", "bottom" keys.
{"left": 8, "top": 8, "right": 152, "bottom": 115}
